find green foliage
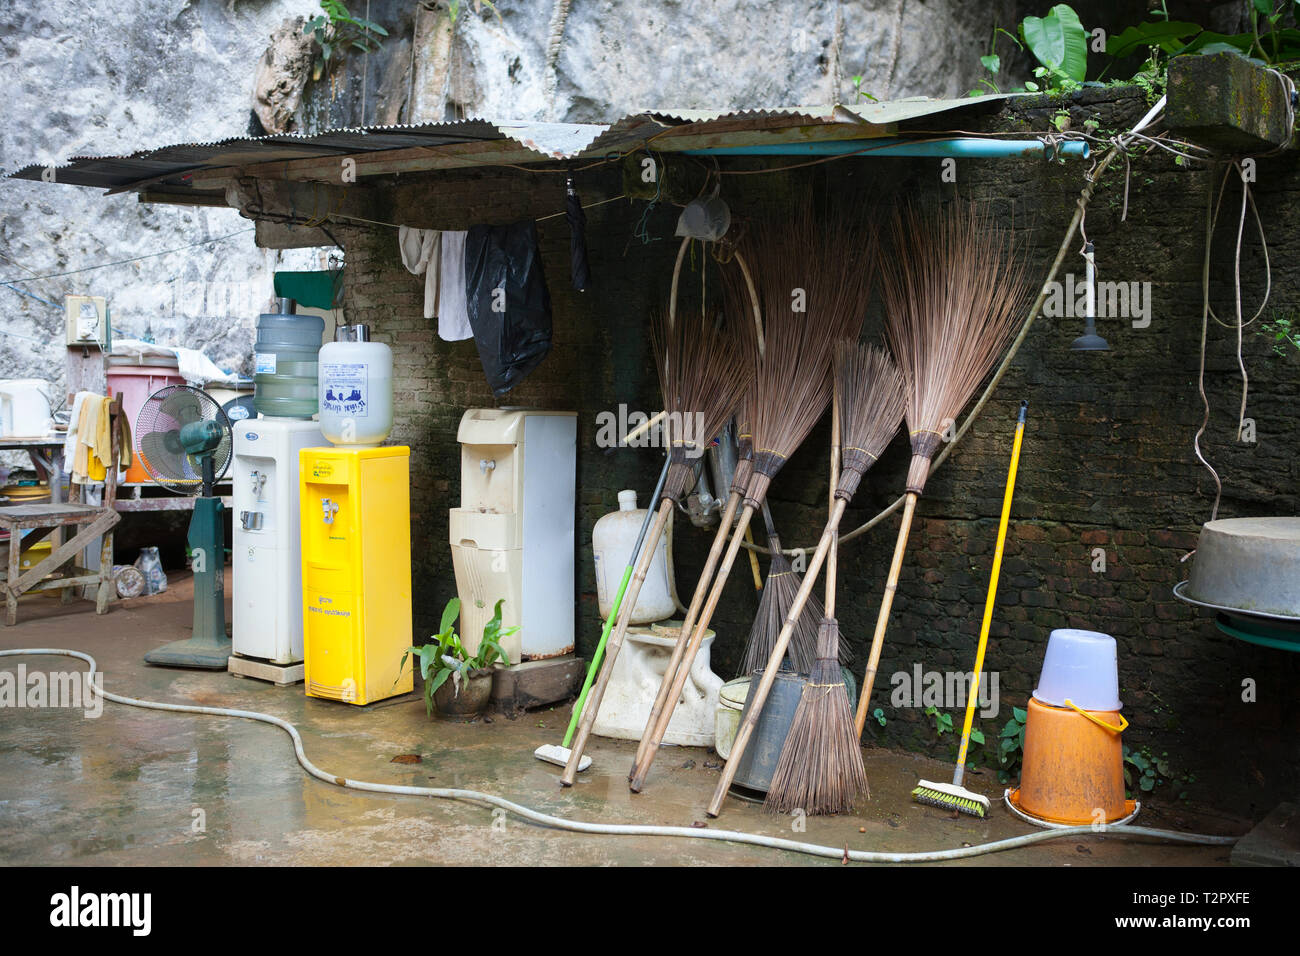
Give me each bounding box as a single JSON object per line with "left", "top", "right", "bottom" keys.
{"left": 304, "top": 0, "right": 388, "bottom": 79}
{"left": 996, "top": 706, "right": 1028, "bottom": 784}
{"left": 397, "top": 597, "right": 516, "bottom": 717}
{"left": 850, "top": 75, "right": 878, "bottom": 103}
{"left": 1021, "top": 4, "right": 1089, "bottom": 89}
{"left": 1260, "top": 311, "right": 1300, "bottom": 355}
{"left": 448, "top": 0, "right": 502, "bottom": 27}
{"left": 923, "top": 705, "right": 954, "bottom": 735}
{"left": 1122, "top": 745, "right": 1195, "bottom": 800}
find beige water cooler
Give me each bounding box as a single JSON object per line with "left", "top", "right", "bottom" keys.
{"left": 450, "top": 409, "right": 577, "bottom": 663}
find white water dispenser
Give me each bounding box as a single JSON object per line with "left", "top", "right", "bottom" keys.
{"left": 450, "top": 409, "right": 576, "bottom": 663}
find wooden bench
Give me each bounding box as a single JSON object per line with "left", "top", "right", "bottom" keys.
{"left": 0, "top": 397, "right": 123, "bottom": 625}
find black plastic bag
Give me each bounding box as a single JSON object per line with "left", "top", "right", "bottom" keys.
{"left": 464, "top": 220, "right": 553, "bottom": 397}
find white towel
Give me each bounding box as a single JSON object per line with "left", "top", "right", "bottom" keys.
{"left": 398, "top": 226, "right": 441, "bottom": 320}
{"left": 437, "top": 230, "right": 472, "bottom": 342}
{"left": 62, "top": 391, "right": 89, "bottom": 464}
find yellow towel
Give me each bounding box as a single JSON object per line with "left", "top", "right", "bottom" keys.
{"left": 72, "top": 396, "right": 109, "bottom": 483}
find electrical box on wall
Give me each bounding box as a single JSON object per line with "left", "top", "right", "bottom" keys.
{"left": 64, "top": 295, "right": 109, "bottom": 348}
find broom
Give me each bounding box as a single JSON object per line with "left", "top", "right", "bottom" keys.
{"left": 711, "top": 341, "right": 906, "bottom": 815}
{"left": 850, "top": 200, "right": 1033, "bottom": 738}
{"left": 559, "top": 307, "right": 754, "bottom": 785}
{"left": 737, "top": 501, "right": 827, "bottom": 676}
{"left": 630, "top": 211, "right": 875, "bottom": 791}
{"left": 914, "top": 400, "right": 1028, "bottom": 817}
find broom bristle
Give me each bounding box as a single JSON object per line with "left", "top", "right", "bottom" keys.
{"left": 739, "top": 550, "right": 826, "bottom": 675}
{"left": 833, "top": 341, "right": 907, "bottom": 502}
{"left": 879, "top": 201, "right": 1034, "bottom": 495}
{"left": 764, "top": 618, "right": 868, "bottom": 815}
{"left": 741, "top": 211, "right": 877, "bottom": 507}
{"left": 651, "top": 308, "right": 757, "bottom": 503}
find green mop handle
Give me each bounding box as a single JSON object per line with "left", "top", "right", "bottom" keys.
{"left": 562, "top": 457, "right": 671, "bottom": 748}
{"left": 954, "top": 400, "right": 1026, "bottom": 786}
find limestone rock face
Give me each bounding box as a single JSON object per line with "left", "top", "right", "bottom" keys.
{"left": 2, "top": 0, "right": 1014, "bottom": 395}
{"left": 252, "top": 16, "right": 314, "bottom": 135}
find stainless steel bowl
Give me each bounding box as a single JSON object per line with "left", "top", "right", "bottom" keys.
{"left": 1183, "top": 517, "right": 1300, "bottom": 618}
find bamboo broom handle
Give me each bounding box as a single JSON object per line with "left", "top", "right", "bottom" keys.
{"left": 623, "top": 410, "right": 666, "bottom": 446}
{"left": 632, "top": 490, "right": 743, "bottom": 769}
{"left": 827, "top": 385, "right": 840, "bottom": 618}
{"left": 630, "top": 503, "right": 756, "bottom": 791}
{"left": 561, "top": 499, "right": 674, "bottom": 786}
{"left": 706, "top": 498, "right": 848, "bottom": 817}
{"left": 852, "top": 492, "right": 918, "bottom": 738}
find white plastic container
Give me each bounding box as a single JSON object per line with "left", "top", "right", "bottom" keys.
{"left": 593, "top": 489, "right": 675, "bottom": 625}
{"left": 1033, "top": 628, "right": 1123, "bottom": 712}
{"left": 318, "top": 324, "right": 393, "bottom": 447}
{"left": 0, "top": 379, "right": 53, "bottom": 438}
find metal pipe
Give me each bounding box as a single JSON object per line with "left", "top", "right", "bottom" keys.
{"left": 681, "top": 137, "right": 1089, "bottom": 159}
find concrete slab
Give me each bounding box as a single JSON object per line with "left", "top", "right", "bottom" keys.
{"left": 1230, "top": 801, "right": 1299, "bottom": 866}
{"left": 0, "top": 573, "right": 1247, "bottom": 866}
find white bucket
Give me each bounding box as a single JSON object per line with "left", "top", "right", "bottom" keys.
{"left": 714, "top": 676, "right": 750, "bottom": 760}
{"left": 1033, "top": 628, "right": 1123, "bottom": 712}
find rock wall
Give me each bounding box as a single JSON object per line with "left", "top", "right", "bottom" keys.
{"left": 2, "top": 0, "right": 1022, "bottom": 403}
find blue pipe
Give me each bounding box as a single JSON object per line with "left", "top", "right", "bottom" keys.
{"left": 681, "top": 137, "right": 1089, "bottom": 160}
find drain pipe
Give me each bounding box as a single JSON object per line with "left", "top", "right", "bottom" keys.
{"left": 0, "top": 648, "right": 1238, "bottom": 865}
{"left": 682, "top": 137, "right": 1089, "bottom": 160}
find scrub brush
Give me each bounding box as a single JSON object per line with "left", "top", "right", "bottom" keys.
{"left": 913, "top": 401, "right": 1027, "bottom": 818}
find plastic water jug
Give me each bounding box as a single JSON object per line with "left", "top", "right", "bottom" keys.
{"left": 318, "top": 324, "right": 393, "bottom": 447}
{"left": 253, "top": 300, "right": 325, "bottom": 419}
{"left": 592, "top": 490, "right": 675, "bottom": 624}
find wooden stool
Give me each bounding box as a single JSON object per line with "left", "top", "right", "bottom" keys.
{"left": 0, "top": 397, "right": 122, "bottom": 625}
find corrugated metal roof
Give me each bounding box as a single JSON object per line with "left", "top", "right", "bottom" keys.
{"left": 6, "top": 96, "right": 1017, "bottom": 196}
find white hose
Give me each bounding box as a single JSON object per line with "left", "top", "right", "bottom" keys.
{"left": 0, "top": 648, "right": 1238, "bottom": 864}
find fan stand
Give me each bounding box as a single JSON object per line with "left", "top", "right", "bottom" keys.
{"left": 145, "top": 455, "right": 230, "bottom": 670}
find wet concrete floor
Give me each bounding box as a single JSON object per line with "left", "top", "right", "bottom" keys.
{"left": 0, "top": 575, "right": 1245, "bottom": 866}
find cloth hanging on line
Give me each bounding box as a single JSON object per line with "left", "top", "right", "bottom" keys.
{"left": 398, "top": 227, "right": 441, "bottom": 320}
{"left": 464, "top": 220, "right": 552, "bottom": 397}
{"left": 398, "top": 226, "right": 473, "bottom": 342}
{"left": 272, "top": 270, "right": 343, "bottom": 311}
{"left": 438, "top": 230, "right": 472, "bottom": 342}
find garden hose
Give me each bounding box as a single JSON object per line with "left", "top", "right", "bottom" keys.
{"left": 0, "top": 648, "right": 1238, "bottom": 864}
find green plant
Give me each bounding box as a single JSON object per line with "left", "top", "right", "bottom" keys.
{"left": 448, "top": 0, "right": 502, "bottom": 26}
{"left": 996, "top": 706, "right": 1028, "bottom": 784}
{"left": 872, "top": 707, "right": 887, "bottom": 727}
{"left": 304, "top": 0, "right": 388, "bottom": 79}
{"left": 923, "top": 705, "right": 955, "bottom": 735}
{"left": 1260, "top": 311, "right": 1300, "bottom": 354}
{"left": 849, "top": 75, "right": 879, "bottom": 103}
{"left": 969, "top": 5, "right": 1088, "bottom": 97}
{"left": 397, "top": 597, "right": 516, "bottom": 717}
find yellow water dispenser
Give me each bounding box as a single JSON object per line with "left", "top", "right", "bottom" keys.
{"left": 299, "top": 445, "right": 413, "bottom": 704}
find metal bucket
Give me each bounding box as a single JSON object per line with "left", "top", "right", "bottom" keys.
{"left": 728, "top": 667, "right": 806, "bottom": 799}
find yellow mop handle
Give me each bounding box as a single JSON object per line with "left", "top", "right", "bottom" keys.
{"left": 954, "top": 401, "right": 1027, "bottom": 786}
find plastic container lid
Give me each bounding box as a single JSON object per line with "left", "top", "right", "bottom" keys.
{"left": 617, "top": 489, "right": 637, "bottom": 511}
{"left": 1033, "top": 628, "right": 1123, "bottom": 712}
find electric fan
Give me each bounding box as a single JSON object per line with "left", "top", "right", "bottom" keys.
{"left": 135, "top": 385, "right": 234, "bottom": 669}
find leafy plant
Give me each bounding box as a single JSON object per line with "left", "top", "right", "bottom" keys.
{"left": 448, "top": 0, "right": 503, "bottom": 27}
{"left": 1260, "top": 311, "right": 1300, "bottom": 355}
{"left": 923, "top": 705, "right": 955, "bottom": 735}
{"left": 850, "top": 75, "right": 879, "bottom": 103}
{"left": 397, "top": 597, "right": 516, "bottom": 717}
{"left": 1021, "top": 3, "right": 1089, "bottom": 94}
{"left": 304, "top": 0, "right": 389, "bottom": 80}
{"left": 996, "top": 706, "right": 1028, "bottom": 784}
{"left": 969, "top": 5, "right": 1088, "bottom": 97}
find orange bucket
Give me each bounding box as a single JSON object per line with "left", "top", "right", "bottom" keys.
{"left": 1008, "top": 697, "right": 1136, "bottom": 826}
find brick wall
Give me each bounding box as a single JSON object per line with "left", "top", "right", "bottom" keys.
{"left": 331, "top": 88, "right": 1300, "bottom": 815}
